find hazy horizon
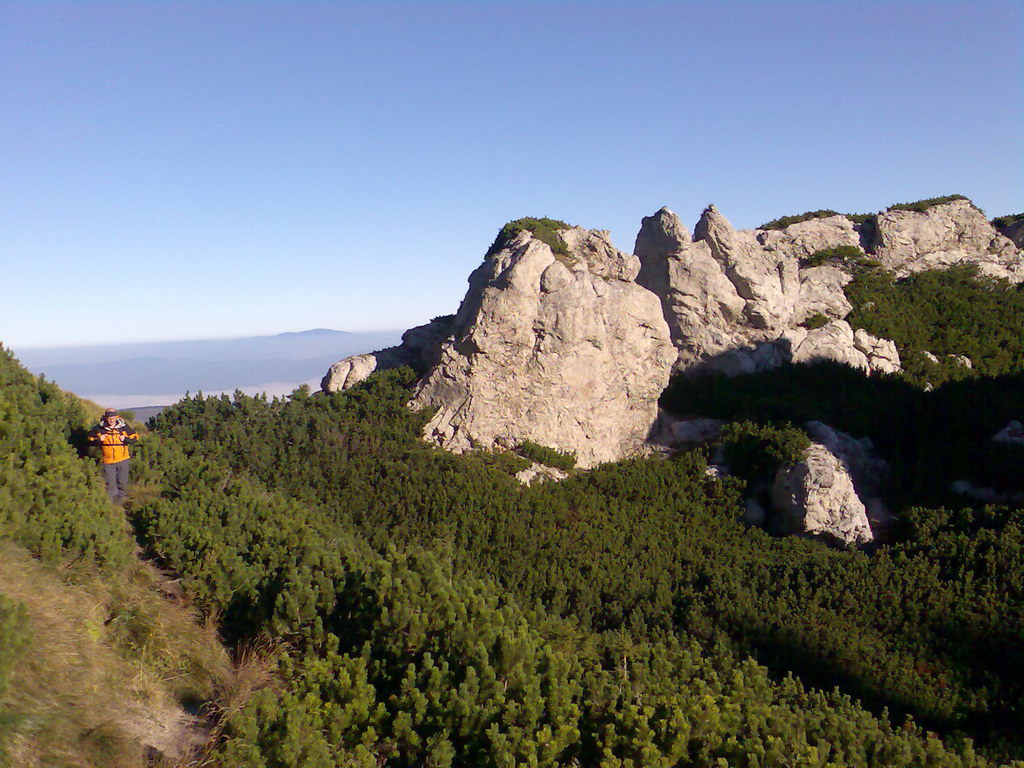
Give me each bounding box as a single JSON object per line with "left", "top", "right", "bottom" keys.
{"left": 7, "top": 326, "right": 404, "bottom": 354}
{"left": 11, "top": 327, "right": 404, "bottom": 408}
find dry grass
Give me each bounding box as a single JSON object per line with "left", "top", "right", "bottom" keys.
{"left": 0, "top": 541, "right": 232, "bottom": 767}
{"left": 189, "top": 638, "right": 282, "bottom": 767}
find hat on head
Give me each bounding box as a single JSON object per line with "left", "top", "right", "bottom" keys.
{"left": 104, "top": 408, "right": 118, "bottom": 416}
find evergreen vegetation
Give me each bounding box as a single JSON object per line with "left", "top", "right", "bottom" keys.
{"left": 799, "top": 245, "right": 876, "bottom": 270}
{"left": 758, "top": 209, "right": 842, "bottom": 230}
{"left": 517, "top": 440, "right": 577, "bottom": 471}
{"left": 718, "top": 421, "right": 809, "bottom": 486}
{"left": 886, "top": 195, "right": 972, "bottom": 213}
{"left": 486, "top": 217, "right": 572, "bottom": 260}
{"left": 760, "top": 209, "right": 879, "bottom": 233}
{"left": 0, "top": 345, "right": 131, "bottom": 566}
{"left": 129, "top": 364, "right": 1024, "bottom": 763}
{"left": 800, "top": 312, "right": 830, "bottom": 329}
{"left": 759, "top": 195, "right": 976, "bottom": 232}
{"left": 0, "top": 349, "right": 230, "bottom": 766}
{"left": 130, "top": 394, "right": 1014, "bottom": 765}
{"left": 844, "top": 264, "right": 1024, "bottom": 387}
{"left": 992, "top": 213, "right": 1023, "bottom": 230}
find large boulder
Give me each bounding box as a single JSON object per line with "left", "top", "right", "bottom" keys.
{"left": 409, "top": 227, "right": 676, "bottom": 468}
{"left": 779, "top": 321, "right": 900, "bottom": 374}
{"left": 772, "top": 442, "right": 874, "bottom": 548}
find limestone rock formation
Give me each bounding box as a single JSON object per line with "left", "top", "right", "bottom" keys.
{"left": 772, "top": 442, "right": 874, "bottom": 548}
{"left": 322, "top": 196, "right": 1020, "bottom": 470}
{"left": 758, "top": 214, "right": 863, "bottom": 260}
{"left": 694, "top": 205, "right": 803, "bottom": 331}
{"left": 871, "top": 199, "right": 1023, "bottom": 280}
{"left": 804, "top": 421, "right": 885, "bottom": 485}
{"left": 515, "top": 463, "right": 570, "bottom": 486}
{"left": 409, "top": 228, "right": 675, "bottom": 468}
{"left": 322, "top": 316, "right": 452, "bottom": 392}
{"left": 636, "top": 207, "right": 901, "bottom": 377}
{"left": 635, "top": 198, "right": 1024, "bottom": 382}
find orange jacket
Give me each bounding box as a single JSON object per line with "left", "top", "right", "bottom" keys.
{"left": 88, "top": 419, "right": 139, "bottom": 464}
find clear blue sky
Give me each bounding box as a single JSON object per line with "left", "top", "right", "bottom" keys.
{"left": 3, "top": 0, "right": 1021, "bottom": 349}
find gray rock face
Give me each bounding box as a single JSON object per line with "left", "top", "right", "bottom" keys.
{"left": 694, "top": 205, "right": 802, "bottom": 331}
{"left": 636, "top": 207, "right": 902, "bottom": 378}
{"left": 321, "top": 197, "right": 1019, "bottom": 470}
{"left": 767, "top": 422, "right": 889, "bottom": 547}
{"left": 758, "top": 214, "right": 862, "bottom": 260}
{"left": 322, "top": 317, "right": 453, "bottom": 393}
{"left": 783, "top": 322, "right": 869, "bottom": 370}
{"left": 515, "top": 463, "right": 570, "bottom": 486}
{"left": 804, "top": 421, "right": 888, "bottom": 500}
{"left": 409, "top": 228, "right": 675, "bottom": 468}
{"left": 636, "top": 208, "right": 748, "bottom": 370}
{"left": 322, "top": 352, "right": 388, "bottom": 392}
{"left": 797, "top": 266, "right": 853, "bottom": 320}
{"left": 648, "top": 414, "right": 724, "bottom": 449}
{"left": 871, "top": 200, "right": 1023, "bottom": 280}
{"left": 772, "top": 442, "right": 874, "bottom": 548}
{"left": 636, "top": 200, "right": 1023, "bottom": 382}
{"left": 853, "top": 330, "right": 902, "bottom": 375}
{"left": 993, "top": 420, "right": 1024, "bottom": 445}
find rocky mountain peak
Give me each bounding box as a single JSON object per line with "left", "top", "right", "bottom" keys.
{"left": 558, "top": 226, "right": 640, "bottom": 281}
{"left": 693, "top": 204, "right": 740, "bottom": 264}
{"left": 634, "top": 207, "right": 691, "bottom": 257}
{"left": 408, "top": 227, "right": 674, "bottom": 468}
{"left": 323, "top": 197, "right": 1021, "bottom": 470}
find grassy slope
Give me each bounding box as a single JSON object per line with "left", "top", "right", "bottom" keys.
{"left": 0, "top": 349, "right": 237, "bottom": 767}
{"left": 0, "top": 542, "right": 231, "bottom": 768}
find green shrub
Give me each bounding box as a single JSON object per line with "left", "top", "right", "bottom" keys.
{"left": 132, "top": 425, "right": 1010, "bottom": 765}
{"left": 845, "top": 264, "right": 1024, "bottom": 387}
{"left": 801, "top": 312, "right": 830, "bottom": 329}
{"left": 992, "top": 213, "right": 1023, "bottom": 227}
{"left": 485, "top": 217, "right": 571, "bottom": 260}
{"left": 0, "top": 346, "right": 132, "bottom": 566}
{"left": 759, "top": 209, "right": 841, "bottom": 230}
{"left": 799, "top": 245, "right": 873, "bottom": 269}
{"left": 992, "top": 213, "right": 1023, "bottom": 235}
{"left": 760, "top": 209, "right": 881, "bottom": 233}
{"left": 141, "top": 369, "right": 1024, "bottom": 759}
{"left": 760, "top": 197, "right": 981, "bottom": 231}
{"left": 845, "top": 213, "right": 876, "bottom": 225}
{"left": 516, "top": 440, "right": 577, "bottom": 471}
{"left": 886, "top": 195, "right": 974, "bottom": 214}
{"left": 718, "top": 420, "right": 810, "bottom": 486}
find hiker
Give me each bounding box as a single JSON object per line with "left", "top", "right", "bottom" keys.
{"left": 88, "top": 408, "right": 139, "bottom": 505}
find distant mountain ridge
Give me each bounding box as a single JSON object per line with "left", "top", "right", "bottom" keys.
{"left": 12, "top": 328, "right": 403, "bottom": 407}
{"left": 15, "top": 328, "right": 399, "bottom": 366}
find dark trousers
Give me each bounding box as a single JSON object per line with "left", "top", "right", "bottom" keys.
{"left": 103, "top": 460, "right": 130, "bottom": 504}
